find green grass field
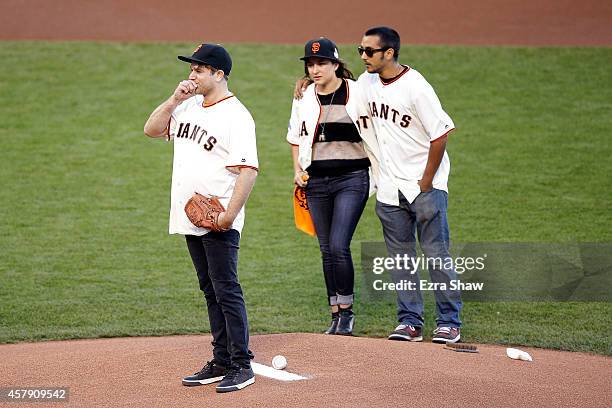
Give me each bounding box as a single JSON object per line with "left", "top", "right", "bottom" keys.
{"left": 0, "top": 42, "right": 610, "bottom": 354}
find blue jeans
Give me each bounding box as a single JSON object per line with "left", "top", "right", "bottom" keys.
{"left": 306, "top": 169, "right": 369, "bottom": 305}
{"left": 375, "top": 189, "right": 462, "bottom": 328}
{"left": 185, "top": 230, "right": 252, "bottom": 367}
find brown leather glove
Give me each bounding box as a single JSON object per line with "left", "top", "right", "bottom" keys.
{"left": 184, "top": 192, "right": 229, "bottom": 232}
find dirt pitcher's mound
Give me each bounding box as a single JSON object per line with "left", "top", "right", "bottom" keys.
{"left": 0, "top": 333, "right": 610, "bottom": 407}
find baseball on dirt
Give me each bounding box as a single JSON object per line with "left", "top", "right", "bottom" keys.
{"left": 272, "top": 355, "right": 287, "bottom": 370}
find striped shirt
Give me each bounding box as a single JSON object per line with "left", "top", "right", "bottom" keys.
{"left": 308, "top": 80, "right": 370, "bottom": 176}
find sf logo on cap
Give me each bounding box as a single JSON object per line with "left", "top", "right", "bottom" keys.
{"left": 193, "top": 44, "right": 203, "bottom": 53}
{"left": 311, "top": 42, "right": 320, "bottom": 53}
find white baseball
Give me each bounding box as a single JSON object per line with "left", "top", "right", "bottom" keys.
{"left": 272, "top": 355, "right": 287, "bottom": 370}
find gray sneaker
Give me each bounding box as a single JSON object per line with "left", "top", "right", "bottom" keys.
{"left": 388, "top": 324, "right": 423, "bottom": 341}
{"left": 432, "top": 327, "right": 461, "bottom": 343}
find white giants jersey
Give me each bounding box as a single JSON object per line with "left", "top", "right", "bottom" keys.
{"left": 166, "top": 94, "right": 258, "bottom": 235}
{"left": 358, "top": 67, "right": 455, "bottom": 204}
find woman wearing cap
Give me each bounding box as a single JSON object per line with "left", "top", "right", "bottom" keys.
{"left": 286, "top": 37, "right": 379, "bottom": 336}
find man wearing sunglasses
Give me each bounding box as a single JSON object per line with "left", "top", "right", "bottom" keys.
{"left": 294, "top": 27, "right": 462, "bottom": 344}
{"left": 357, "top": 26, "right": 462, "bottom": 344}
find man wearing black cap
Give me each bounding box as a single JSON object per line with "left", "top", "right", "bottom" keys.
{"left": 144, "top": 43, "right": 258, "bottom": 393}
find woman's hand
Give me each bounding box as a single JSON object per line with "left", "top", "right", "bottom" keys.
{"left": 294, "top": 170, "right": 309, "bottom": 187}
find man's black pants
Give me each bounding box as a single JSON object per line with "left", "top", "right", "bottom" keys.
{"left": 185, "top": 230, "right": 251, "bottom": 367}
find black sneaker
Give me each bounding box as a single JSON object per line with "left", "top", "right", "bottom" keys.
{"left": 432, "top": 327, "right": 461, "bottom": 343}
{"left": 335, "top": 308, "right": 354, "bottom": 336}
{"left": 182, "top": 360, "right": 228, "bottom": 386}
{"left": 324, "top": 313, "right": 339, "bottom": 335}
{"left": 215, "top": 364, "right": 255, "bottom": 393}
{"left": 388, "top": 324, "right": 423, "bottom": 341}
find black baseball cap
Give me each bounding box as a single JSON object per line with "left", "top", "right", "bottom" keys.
{"left": 178, "top": 43, "right": 232, "bottom": 76}
{"left": 300, "top": 37, "right": 340, "bottom": 62}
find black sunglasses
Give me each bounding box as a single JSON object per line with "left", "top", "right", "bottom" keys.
{"left": 357, "top": 46, "right": 389, "bottom": 57}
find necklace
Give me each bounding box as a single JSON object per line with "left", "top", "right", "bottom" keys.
{"left": 317, "top": 81, "right": 340, "bottom": 142}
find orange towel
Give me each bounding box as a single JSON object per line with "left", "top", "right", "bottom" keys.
{"left": 293, "top": 186, "right": 316, "bottom": 237}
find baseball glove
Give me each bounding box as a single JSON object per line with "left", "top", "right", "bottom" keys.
{"left": 184, "top": 192, "right": 229, "bottom": 232}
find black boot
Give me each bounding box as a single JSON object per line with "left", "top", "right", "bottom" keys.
{"left": 324, "top": 312, "right": 340, "bottom": 335}
{"left": 335, "top": 307, "right": 354, "bottom": 336}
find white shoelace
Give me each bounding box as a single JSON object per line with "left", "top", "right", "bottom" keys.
{"left": 434, "top": 327, "right": 452, "bottom": 334}
{"left": 395, "top": 324, "right": 417, "bottom": 331}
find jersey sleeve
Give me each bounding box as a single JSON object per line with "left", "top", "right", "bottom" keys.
{"left": 413, "top": 82, "right": 455, "bottom": 142}
{"left": 286, "top": 98, "right": 300, "bottom": 146}
{"left": 226, "top": 110, "right": 259, "bottom": 173}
